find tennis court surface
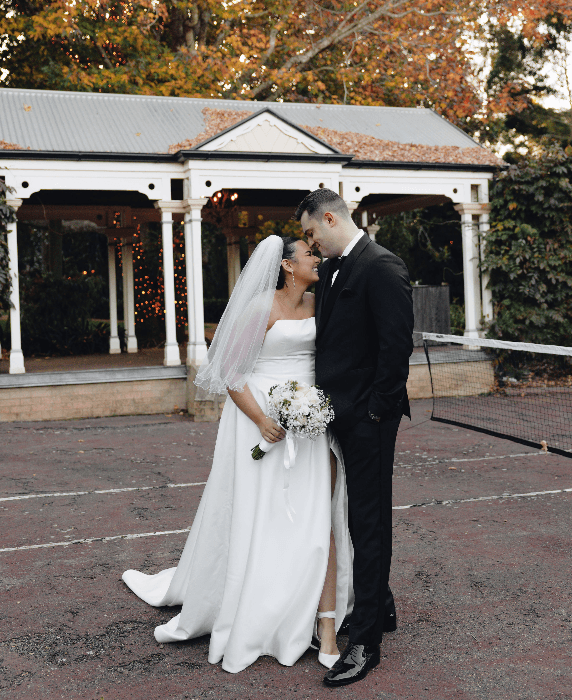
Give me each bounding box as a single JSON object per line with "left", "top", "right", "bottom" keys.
{"left": 1, "top": 399, "right": 571, "bottom": 700}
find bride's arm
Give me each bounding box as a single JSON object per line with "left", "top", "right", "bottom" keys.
{"left": 228, "top": 385, "right": 286, "bottom": 443}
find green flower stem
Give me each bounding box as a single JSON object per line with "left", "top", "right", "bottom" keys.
{"left": 251, "top": 445, "right": 266, "bottom": 460}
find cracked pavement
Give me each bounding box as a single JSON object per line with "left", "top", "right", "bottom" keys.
{"left": 1, "top": 401, "right": 571, "bottom": 700}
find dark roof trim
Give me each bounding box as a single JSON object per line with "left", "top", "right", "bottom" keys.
{"left": 348, "top": 160, "right": 505, "bottom": 172}
{"left": 0, "top": 149, "right": 503, "bottom": 171}
{"left": 0, "top": 150, "right": 175, "bottom": 163}
{"left": 191, "top": 106, "right": 343, "bottom": 154}
{"left": 176, "top": 150, "right": 351, "bottom": 163}
{"left": 0, "top": 148, "right": 350, "bottom": 164}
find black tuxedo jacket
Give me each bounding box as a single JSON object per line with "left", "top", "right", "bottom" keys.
{"left": 315, "top": 234, "right": 414, "bottom": 431}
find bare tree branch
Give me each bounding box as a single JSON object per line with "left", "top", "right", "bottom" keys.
{"left": 94, "top": 41, "right": 113, "bottom": 69}
{"left": 230, "top": 0, "right": 297, "bottom": 92}
{"left": 248, "top": 0, "right": 460, "bottom": 99}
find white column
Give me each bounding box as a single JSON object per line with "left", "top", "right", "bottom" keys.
{"left": 121, "top": 238, "right": 138, "bottom": 353}
{"left": 159, "top": 209, "right": 181, "bottom": 366}
{"left": 121, "top": 241, "right": 128, "bottom": 349}
{"left": 6, "top": 199, "right": 25, "bottom": 374}
{"left": 107, "top": 241, "right": 120, "bottom": 353}
{"left": 227, "top": 235, "right": 241, "bottom": 295}
{"left": 361, "top": 210, "right": 378, "bottom": 240}
{"left": 454, "top": 204, "right": 481, "bottom": 340}
{"left": 366, "top": 224, "right": 379, "bottom": 242}
{"left": 345, "top": 201, "right": 359, "bottom": 220}
{"left": 479, "top": 210, "right": 493, "bottom": 326}
{"left": 184, "top": 198, "right": 208, "bottom": 366}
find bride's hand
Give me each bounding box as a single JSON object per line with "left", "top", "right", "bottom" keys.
{"left": 257, "top": 416, "right": 286, "bottom": 443}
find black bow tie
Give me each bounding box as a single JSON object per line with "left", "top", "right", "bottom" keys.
{"left": 329, "top": 256, "right": 345, "bottom": 275}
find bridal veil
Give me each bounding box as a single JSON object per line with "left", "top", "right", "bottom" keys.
{"left": 194, "top": 234, "right": 283, "bottom": 395}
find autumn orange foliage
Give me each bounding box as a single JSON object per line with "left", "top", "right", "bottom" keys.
{"left": 302, "top": 125, "right": 504, "bottom": 165}
{"left": 1, "top": 1, "right": 571, "bottom": 128}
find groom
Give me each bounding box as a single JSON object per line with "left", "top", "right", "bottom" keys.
{"left": 295, "top": 189, "right": 414, "bottom": 687}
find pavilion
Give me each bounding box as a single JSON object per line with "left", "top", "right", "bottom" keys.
{"left": 0, "top": 88, "right": 500, "bottom": 421}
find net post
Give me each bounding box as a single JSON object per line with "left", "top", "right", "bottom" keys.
{"left": 423, "top": 337, "right": 436, "bottom": 421}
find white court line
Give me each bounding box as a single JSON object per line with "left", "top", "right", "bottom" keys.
{"left": 0, "top": 528, "right": 192, "bottom": 553}
{"left": 0, "top": 452, "right": 548, "bottom": 504}
{"left": 393, "top": 487, "right": 572, "bottom": 510}
{"left": 396, "top": 452, "right": 547, "bottom": 467}
{"left": 0, "top": 482, "right": 207, "bottom": 503}
{"left": 2, "top": 486, "right": 571, "bottom": 554}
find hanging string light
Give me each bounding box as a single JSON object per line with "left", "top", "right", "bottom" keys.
{"left": 173, "top": 223, "right": 188, "bottom": 330}
{"left": 132, "top": 225, "right": 163, "bottom": 323}
{"left": 129, "top": 223, "right": 190, "bottom": 333}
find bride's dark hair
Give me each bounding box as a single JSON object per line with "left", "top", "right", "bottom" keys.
{"left": 276, "top": 237, "right": 298, "bottom": 290}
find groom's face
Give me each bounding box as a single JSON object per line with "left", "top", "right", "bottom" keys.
{"left": 300, "top": 210, "right": 343, "bottom": 259}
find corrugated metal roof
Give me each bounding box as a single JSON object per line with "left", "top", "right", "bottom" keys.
{"left": 0, "top": 88, "right": 480, "bottom": 155}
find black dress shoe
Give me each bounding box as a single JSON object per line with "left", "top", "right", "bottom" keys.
{"left": 323, "top": 643, "right": 380, "bottom": 687}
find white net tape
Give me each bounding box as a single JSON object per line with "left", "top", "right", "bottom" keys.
{"left": 422, "top": 333, "right": 572, "bottom": 358}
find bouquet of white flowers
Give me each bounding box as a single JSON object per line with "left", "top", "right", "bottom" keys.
{"left": 251, "top": 380, "right": 335, "bottom": 460}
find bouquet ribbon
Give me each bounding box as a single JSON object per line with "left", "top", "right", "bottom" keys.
{"left": 251, "top": 378, "right": 335, "bottom": 523}
{"left": 283, "top": 431, "right": 298, "bottom": 522}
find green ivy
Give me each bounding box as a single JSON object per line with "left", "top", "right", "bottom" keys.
{"left": 484, "top": 147, "right": 572, "bottom": 346}
{"left": 0, "top": 179, "right": 17, "bottom": 313}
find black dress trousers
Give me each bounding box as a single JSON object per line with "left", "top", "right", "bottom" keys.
{"left": 335, "top": 414, "right": 401, "bottom": 646}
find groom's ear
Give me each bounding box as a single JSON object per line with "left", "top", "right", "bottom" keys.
{"left": 323, "top": 211, "right": 336, "bottom": 227}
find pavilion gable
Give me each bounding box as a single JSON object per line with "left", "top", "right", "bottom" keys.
{"left": 193, "top": 110, "right": 338, "bottom": 155}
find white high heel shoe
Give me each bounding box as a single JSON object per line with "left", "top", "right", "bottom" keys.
{"left": 312, "top": 611, "right": 340, "bottom": 669}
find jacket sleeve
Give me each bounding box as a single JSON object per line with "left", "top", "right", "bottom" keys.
{"left": 366, "top": 254, "right": 414, "bottom": 419}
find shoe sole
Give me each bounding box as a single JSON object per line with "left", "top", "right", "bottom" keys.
{"left": 322, "top": 658, "right": 380, "bottom": 687}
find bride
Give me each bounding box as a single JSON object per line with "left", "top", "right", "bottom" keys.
{"left": 122, "top": 235, "right": 353, "bottom": 674}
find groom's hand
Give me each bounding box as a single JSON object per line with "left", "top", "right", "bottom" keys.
{"left": 257, "top": 416, "right": 286, "bottom": 443}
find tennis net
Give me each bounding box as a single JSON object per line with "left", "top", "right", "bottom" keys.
{"left": 422, "top": 333, "right": 572, "bottom": 458}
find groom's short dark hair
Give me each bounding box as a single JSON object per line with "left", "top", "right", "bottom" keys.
{"left": 294, "top": 188, "right": 350, "bottom": 222}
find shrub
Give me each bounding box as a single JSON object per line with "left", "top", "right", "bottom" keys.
{"left": 375, "top": 203, "right": 464, "bottom": 302}
{"left": 135, "top": 315, "right": 166, "bottom": 348}
{"left": 21, "top": 273, "right": 109, "bottom": 355}
{"left": 449, "top": 299, "right": 466, "bottom": 335}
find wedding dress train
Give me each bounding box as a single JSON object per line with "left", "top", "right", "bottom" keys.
{"left": 122, "top": 318, "right": 353, "bottom": 673}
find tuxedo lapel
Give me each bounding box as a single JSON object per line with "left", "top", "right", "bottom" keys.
{"left": 315, "top": 258, "right": 332, "bottom": 331}
{"left": 317, "top": 235, "right": 370, "bottom": 338}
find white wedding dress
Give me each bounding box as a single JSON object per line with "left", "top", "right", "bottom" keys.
{"left": 122, "top": 318, "right": 353, "bottom": 673}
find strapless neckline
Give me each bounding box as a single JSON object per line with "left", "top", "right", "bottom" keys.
{"left": 273, "top": 318, "right": 314, "bottom": 322}
{"left": 268, "top": 317, "right": 315, "bottom": 332}
{"left": 256, "top": 316, "right": 316, "bottom": 374}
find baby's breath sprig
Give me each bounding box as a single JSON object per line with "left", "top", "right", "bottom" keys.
{"left": 251, "top": 380, "right": 335, "bottom": 460}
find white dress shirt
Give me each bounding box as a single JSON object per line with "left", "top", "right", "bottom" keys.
{"left": 331, "top": 232, "right": 366, "bottom": 285}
